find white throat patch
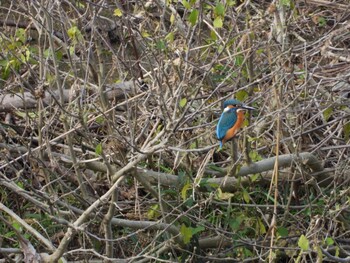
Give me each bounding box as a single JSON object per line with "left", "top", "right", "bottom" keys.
{"left": 223, "top": 106, "right": 231, "bottom": 112}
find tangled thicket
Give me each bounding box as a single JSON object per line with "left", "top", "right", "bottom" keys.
{"left": 0, "top": 1, "right": 349, "bottom": 262}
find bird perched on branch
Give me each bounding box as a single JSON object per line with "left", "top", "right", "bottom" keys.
{"left": 216, "top": 99, "right": 255, "bottom": 148}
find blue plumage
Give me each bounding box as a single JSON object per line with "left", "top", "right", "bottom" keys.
{"left": 216, "top": 99, "right": 254, "bottom": 148}
{"left": 216, "top": 108, "right": 238, "bottom": 140}
{"left": 223, "top": 99, "right": 242, "bottom": 108}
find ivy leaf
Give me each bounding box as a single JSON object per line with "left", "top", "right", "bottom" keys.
{"left": 323, "top": 107, "right": 333, "bottom": 121}
{"left": 229, "top": 217, "right": 242, "bottom": 231}
{"left": 12, "top": 221, "right": 22, "bottom": 231}
{"left": 208, "top": 30, "right": 216, "bottom": 41}
{"left": 298, "top": 235, "right": 309, "bottom": 251}
{"left": 95, "top": 143, "right": 103, "bottom": 156}
{"left": 235, "top": 90, "right": 248, "bottom": 101}
{"left": 147, "top": 204, "right": 160, "bottom": 220}
{"left": 170, "top": 13, "right": 175, "bottom": 24}
{"left": 325, "top": 237, "right": 334, "bottom": 246}
{"left": 182, "top": 0, "right": 191, "bottom": 9}
{"left": 156, "top": 40, "right": 166, "bottom": 50}
{"left": 179, "top": 97, "right": 187, "bottom": 108}
{"left": 213, "top": 17, "right": 223, "bottom": 28}
{"left": 343, "top": 122, "right": 350, "bottom": 141}
{"left": 215, "top": 3, "right": 225, "bottom": 16}
{"left": 257, "top": 218, "right": 266, "bottom": 234}
{"left": 235, "top": 54, "right": 244, "bottom": 66}
{"left": 180, "top": 224, "right": 193, "bottom": 244}
{"left": 113, "top": 8, "right": 122, "bottom": 17}
{"left": 277, "top": 226, "right": 289, "bottom": 237}
{"left": 67, "top": 26, "right": 77, "bottom": 39}
{"left": 243, "top": 189, "right": 250, "bottom": 203}
{"left": 249, "top": 151, "right": 263, "bottom": 162}
{"left": 95, "top": 116, "right": 105, "bottom": 124}
{"left": 141, "top": 31, "right": 150, "bottom": 38}
{"left": 318, "top": 16, "right": 327, "bottom": 27}
{"left": 191, "top": 226, "right": 205, "bottom": 235}
{"left": 67, "top": 26, "right": 82, "bottom": 40}
{"left": 188, "top": 9, "right": 199, "bottom": 26}
{"left": 15, "top": 28, "right": 26, "bottom": 44}
{"left": 165, "top": 32, "right": 174, "bottom": 42}
{"left": 216, "top": 188, "right": 234, "bottom": 200}
{"left": 280, "top": 0, "right": 291, "bottom": 7}
{"left": 180, "top": 224, "right": 204, "bottom": 244}
{"left": 69, "top": 46, "right": 75, "bottom": 55}
{"left": 181, "top": 182, "right": 192, "bottom": 200}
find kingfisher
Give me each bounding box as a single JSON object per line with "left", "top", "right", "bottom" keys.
{"left": 216, "top": 99, "right": 255, "bottom": 148}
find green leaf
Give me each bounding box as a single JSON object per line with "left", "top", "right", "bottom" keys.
{"left": 141, "top": 30, "right": 150, "bottom": 38}
{"left": 165, "top": 32, "right": 174, "bottom": 42}
{"left": 280, "top": 0, "right": 291, "bottom": 7}
{"left": 243, "top": 247, "right": 254, "bottom": 257}
{"left": 17, "top": 181, "right": 24, "bottom": 189}
{"left": 215, "top": 3, "right": 225, "bottom": 16}
{"left": 180, "top": 224, "right": 204, "bottom": 244}
{"left": 69, "top": 46, "right": 75, "bottom": 55}
{"left": 323, "top": 107, "right": 333, "bottom": 121}
{"left": 170, "top": 13, "right": 175, "bottom": 24}
{"left": 20, "top": 49, "right": 30, "bottom": 63}
{"left": 343, "top": 122, "right": 350, "bottom": 141}
{"left": 12, "top": 221, "right": 21, "bottom": 231}
{"left": 43, "top": 48, "right": 51, "bottom": 59}
{"left": 325, "top": 237, "right": 334, "bottom": 246}
{"left": 235, "top": 90, "right": 248, "bottom": 102}
{"left": 207, "top": 165, "right": 225, "bottom": 173}
{"left": 229, "top": 217, "right": 242, "bottom": 231}
{"left": 318, "top": 16, "right": 326, "bottom": 27}
{"left": 188, "top": 141, "right": 197, "bottom": 149}
{"left": 15, "top": 111, "right": 37, "bottom": 119}
{"left": 15, "top": 28, "right": 26, "bottom": 44}
{"left": 113, "top": 8, "right": 123, "bottom": 17}
{"left": 257, "top": 218, "right": 266, "bottom": 234}
{"left": 25, "top": 213, "right": 42, "bottom": 220}
{"left": 213, "top": 17, "right": 223, "bottom": 28}
{"left": 277, "top": 226, "right": 288, "bottom": 237}
{"left": 210, "top": 30, "right": 217, "bottom": 40}
{"left": 249, "top": 151, "right": 263, "bottom": 162}
{"left": 188, "top": 9, "right": 199, "bottom": 26}
{"left": 147, "top": 204, "right": 160, "bottom": 220}
{"left": 227, "top": 0, "right": 236, "bottom": 6}
{"left": 95, "top": 116, "right": 105, "bottom": 124}
{"left": 156, "top": 40, "right": 166, "bottom": 50}
{"left": 216, "top": 188, "right": 234, "bottom": 200}
{"left": 95, "top": 143, "right": 103, "bottom": 155}
{"left": 181, "top": 182, "right": 192, "bottom": 200}
{"left": 298, "top": 234, "right": 309, "bottom": 251}
{"left": 179, "top": 97, "right": 187, "bottom": 108}
{"left": 335, "top": 246, "right": 340, "bottom": 257}
{"left": 55, "top": 50, "right": 63, "bottom": 61}
{"left": 180, "top": 224, "right": 193, "bottom": 244}
{"left": 191, "top": 226, "right": 205, "bottom": 235}
{"left": 243, "top": 189, "right": 250, "bottom": 203}
{"left": 256, "top": 48, "right": 264, "bottom": 55}
{"left": 250, "top": 173, "right": 260, "bottom": 182}
{"left": 67, "top": 26, "right": 81, "bottom": 40}
{"left": 182, "top": 0, "right": 191, "bottom": 9}
{"left": 235, "top": 54, "right": 244, "bottom": 66}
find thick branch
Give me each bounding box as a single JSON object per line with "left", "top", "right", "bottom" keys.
{"left": 139, "top": 152, "right": 327, "bottom": 192}
{"left": 0, "top": 81, "right": 136, "bottom": 112}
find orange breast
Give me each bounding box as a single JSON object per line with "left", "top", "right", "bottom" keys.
{"left": 222, "top": 110, "right": 245, "bottom": 144}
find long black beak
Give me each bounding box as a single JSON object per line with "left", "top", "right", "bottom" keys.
{"left": 240, "top": 104, "right": 255, "bottom": 111}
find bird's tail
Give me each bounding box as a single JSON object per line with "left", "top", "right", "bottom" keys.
{"left": 219, "top": 141, "right": 223, "bottom": 149}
